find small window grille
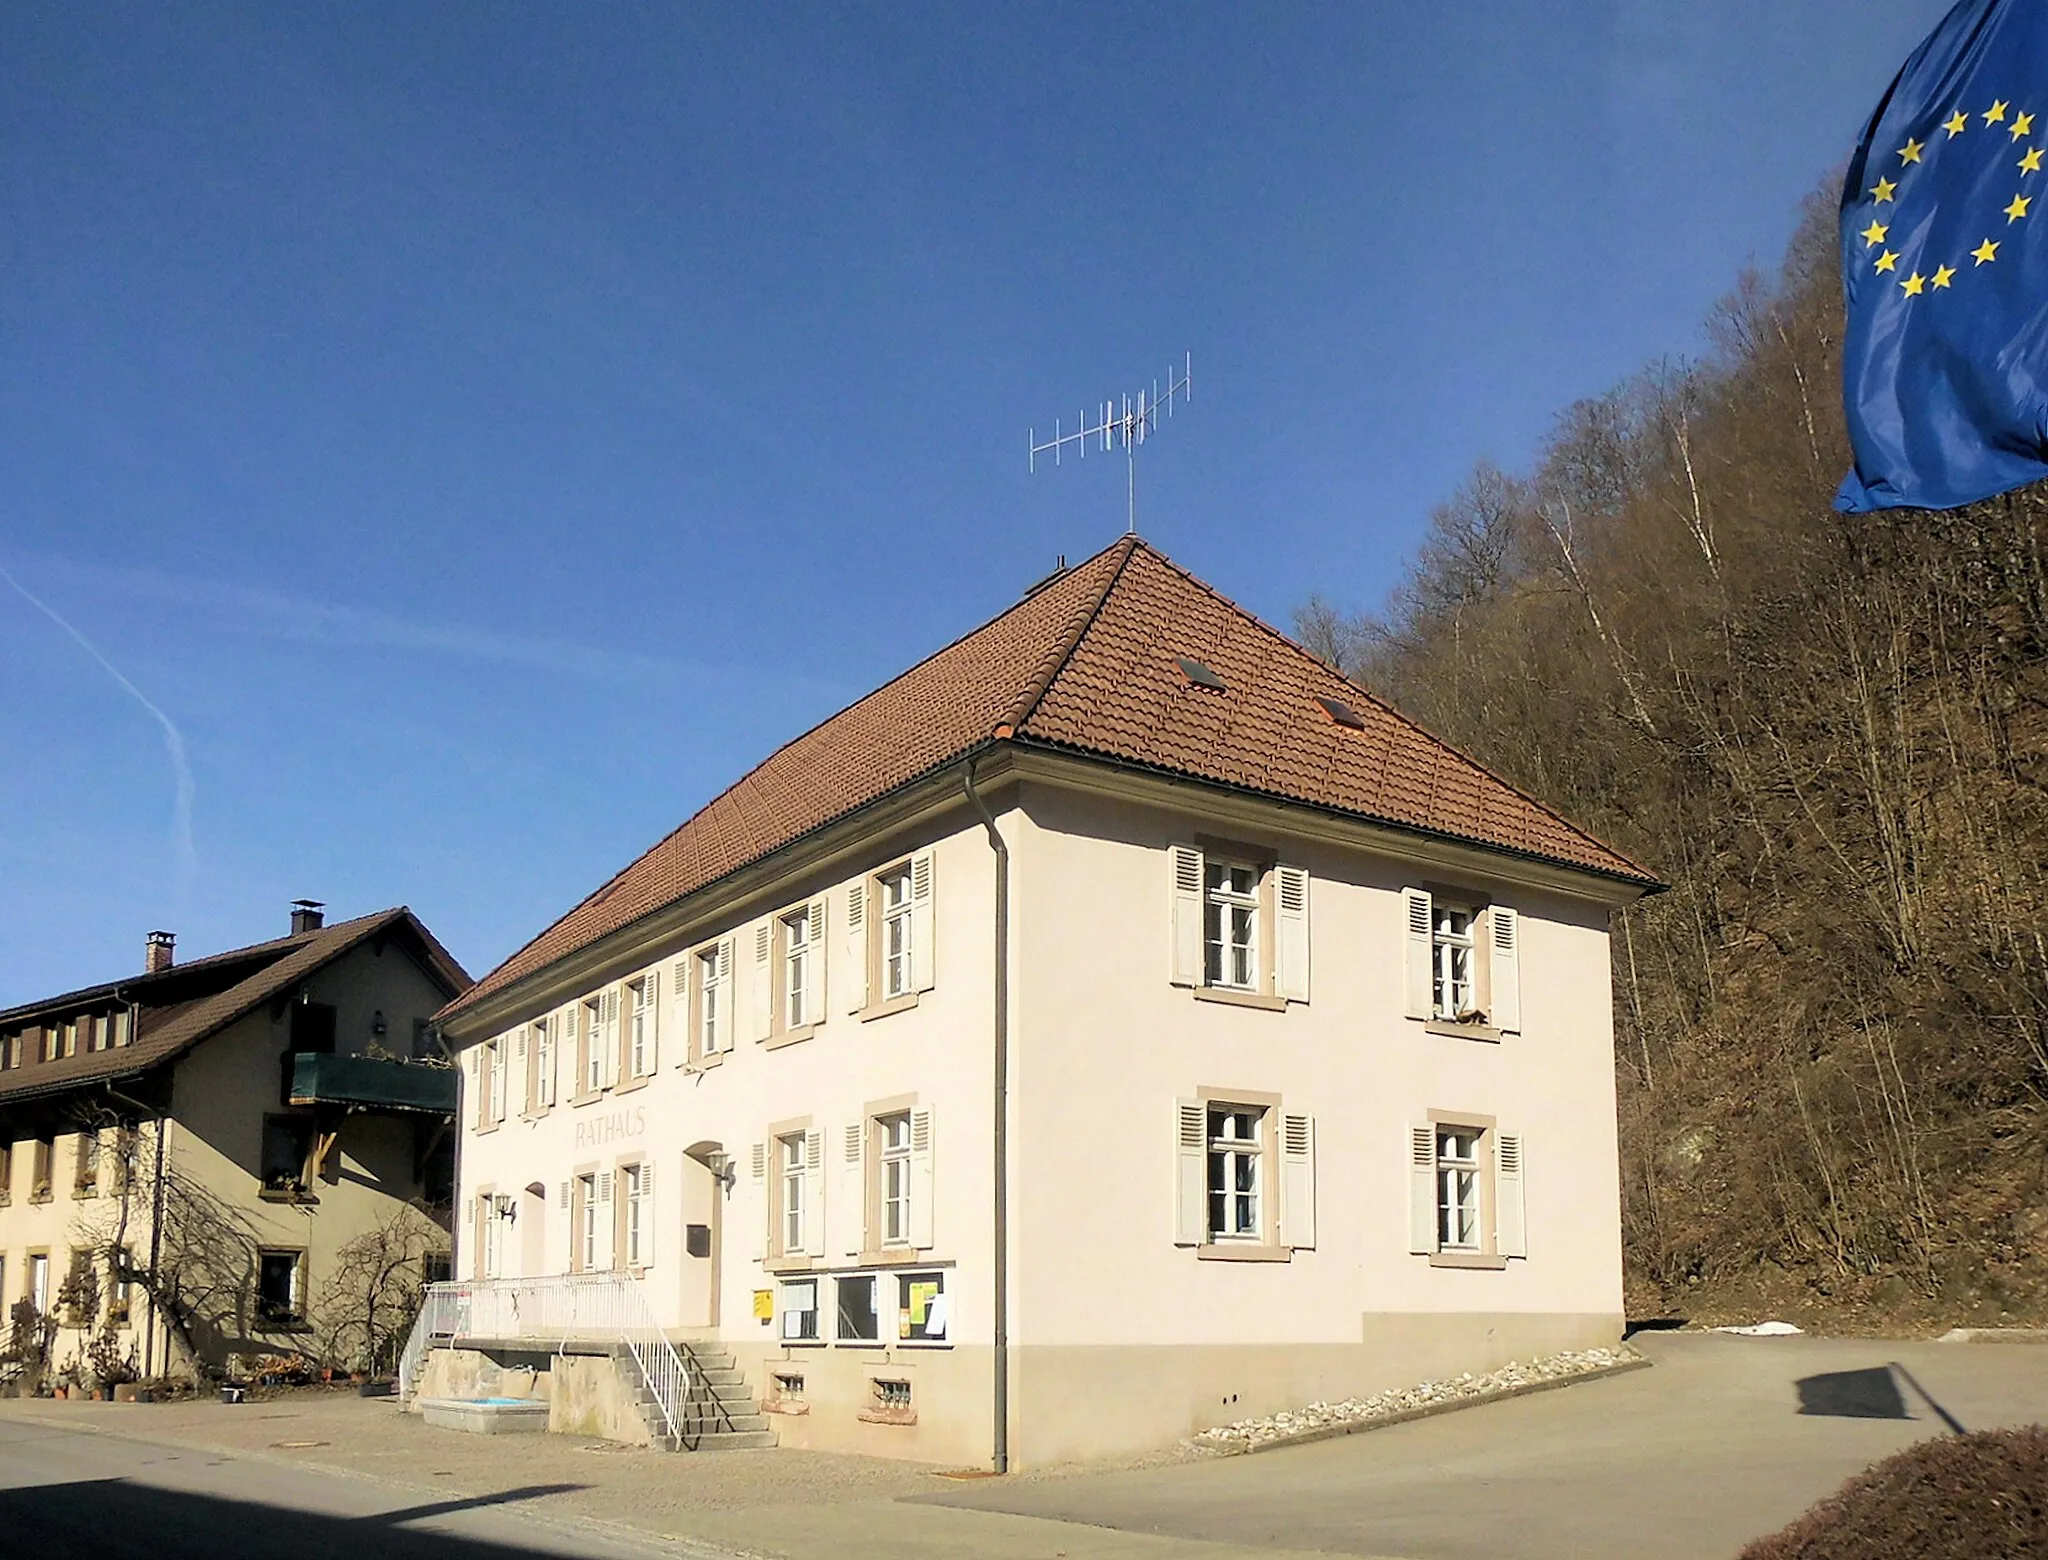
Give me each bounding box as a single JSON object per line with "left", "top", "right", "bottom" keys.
{"left": 872, "top": 1378, "right": 912, "bottom": 1410}
{"left": 774, "top": 1372, "right": 805, "bottom": 1399}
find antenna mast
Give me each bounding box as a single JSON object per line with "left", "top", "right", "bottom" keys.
{"left": 1029, "top": 353, "right": 1192, "bottom": 535}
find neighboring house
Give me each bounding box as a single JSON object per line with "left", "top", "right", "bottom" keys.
{"left": 435, "top": 536, "right": 1658, "bottom": 1466}
{"left": 0, "top": 904, "right": 469, "bottom": 1385}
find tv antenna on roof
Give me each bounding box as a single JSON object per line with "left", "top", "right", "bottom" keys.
{"left": 1029, "top": 353, "right": 1192, "bottom": 535}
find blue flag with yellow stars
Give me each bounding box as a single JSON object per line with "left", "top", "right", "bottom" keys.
{"left": 1837, "top": 0, "right": 2048, "bottom": 513}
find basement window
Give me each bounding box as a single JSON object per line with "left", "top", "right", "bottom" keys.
{"left": 1176, "top": 657, "right": 1226, "bottom": 691}
{"left": 859, "top": 1375, "right": 917, "bottom": 1426}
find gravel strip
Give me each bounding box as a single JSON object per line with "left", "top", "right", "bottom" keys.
{"left": 1190, "top": 1345, "right": 1646, "bottom": 1454}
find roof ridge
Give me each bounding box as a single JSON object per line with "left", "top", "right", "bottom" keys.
{"left": 996, "top": 534, "right": 1141, "bottom": 736}
{"left": 1110, "top": 541, "right": 1654, "bottom": 880}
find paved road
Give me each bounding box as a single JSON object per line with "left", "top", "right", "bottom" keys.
{"left": 4, "top": 1334, "right": 2044, "bottom": 1560}
{"left": 920, "top": 1332, "right": 2048, "bottom": 1559}
{"left": 0, "top": 1411, "right": 724, "bottom": 1560}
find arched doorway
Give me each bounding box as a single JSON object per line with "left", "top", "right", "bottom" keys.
{"left": 679, "top": 1142, "right": 726, "bottom": 1330}
{"left": 521, "top": 1181, "right": 547, "bottom": 1276}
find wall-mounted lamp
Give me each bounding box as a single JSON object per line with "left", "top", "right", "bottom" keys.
{"left": 371, "top": 1009, "right": 388, "bottom": 1038}
{"left": 705, "top": 1151, "right": 736, "bottom": 1191}
{"left": 492, "top": 1194, "right": 516, "bottom": 1221}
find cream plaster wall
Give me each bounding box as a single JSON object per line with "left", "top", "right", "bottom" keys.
{"left": 1002, "top": 781, "right": 1625, "bottom": 1461}
{"left": 451, "top": 772, "right": 1630, "bottom": 1466}
{"left": 454, "top": 807, "right": 1004, "bottom": 1462}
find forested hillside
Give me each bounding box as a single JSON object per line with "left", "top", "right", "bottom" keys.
{"left": 1302, "top": 191, "right": 2048, "bottom": 1327}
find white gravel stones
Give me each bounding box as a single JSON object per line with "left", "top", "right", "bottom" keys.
{"left": 1190, "top": 1345, "right": 1640, "bottom": 1452}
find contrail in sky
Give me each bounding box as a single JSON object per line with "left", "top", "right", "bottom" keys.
{"left": 1, "top": 561, "right": 197, "bottom": 882}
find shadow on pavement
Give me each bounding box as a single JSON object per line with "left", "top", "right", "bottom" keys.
{"left": 0, "top": 1477, "right": 596, "bottom": 1559}
{"left": 1794, "top": 1363, "right": 1967, "bottom": 1434}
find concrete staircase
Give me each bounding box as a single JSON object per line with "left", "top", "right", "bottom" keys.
{"left": 615, "top": 1342, "right": 775, "bottom": 1451}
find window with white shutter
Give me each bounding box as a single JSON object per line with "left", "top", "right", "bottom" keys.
{"left": 1403, "top": 889, "right": 1435, "bottom": 1020}
{"left": 1171, "top": 848, "right": 1309, "bottom": 1003}
{"left": 1495, "top": 1131, "right": 1526, "bottom": 1258}
{"left": 1280, "top": 1112, "right": 1316, "bottom": 1249}
{"left": 1487, "top": 907, "right": 1521, "bottom": 1034}
{"left": 844, "top": 882, "right": 869, "bottom": 1014}
{"left": 750, "top": 923, "right": 773, "bottom": 1043}
{"left": 1173, "top": 1099, "right": 1207, "bottom": 1245}
{"left": 907, "top": 1107, "right": 935, "bottom": 1250}
{"left": 909, "top": 852, "right": 936, "bottom": 993}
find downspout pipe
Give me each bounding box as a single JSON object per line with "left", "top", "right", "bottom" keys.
{"left": 961, "top": 758, "right": 1011, "bottom": 1474}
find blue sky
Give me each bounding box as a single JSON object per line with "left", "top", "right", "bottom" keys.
{"left": 1, "top": 1, "right": 1945, "bottom": 1003}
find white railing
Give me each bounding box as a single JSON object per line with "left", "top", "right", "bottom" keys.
{"left": 396, "top": 1274, "right": 693, "bottom": 1446}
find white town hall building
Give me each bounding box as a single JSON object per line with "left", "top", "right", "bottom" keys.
{"left": 425, "top": 536, "right": 1657, "bottom": 1467}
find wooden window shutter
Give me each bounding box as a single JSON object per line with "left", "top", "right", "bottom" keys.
{"left": 908, "top": 1106, "right": 936, "bottom": 1249}
{"left": 1275, "top": 865, "right": 1310, "bottom": 1003}
{"left": 716, "top": 939, "right": 735, "bottom": 1050}
{"left": 514, "top": 1027, "right": 528, "bottom": 1059}
{"left": 1495, "top": 1131, "right": 1526, "bottom": 1258}
{"left": 1280, "top": 1112, "right": 1317, "bottom": 1250}
{"left": 1488, "top": 906, "right": 1521, "bottom": 1034}
{"left": 844, "top": 882, "right": 869, "bottom": 1014}
{"left": 1174, "top": 1099, "right": 1207, "bottom": 1246}
{"left": 598, "top": 1170, "right": 614, "bottom": 1203}
{"left": 748, "top": 1143, "right": 767, "bottom": 1261}
{"left": 1169, "top": 846, "right": 1204, "bottom": 987}
{"left": 601, "top": 989, "right": 621, "bottom": 1088}
{"left": 837, "top": 1123, "right": 864, "bottom": 1256}
{"left": 807, "top": 896, "right": 829, "bottom": 1014}
{"left": 1402, "top": 889, "right": 1434, "bottom": 1020}
{"left": 803, "top": 1128, "right": 827, "bottom": 1257}
{"left": 910, "top": 851, "right": 936, "bottom": 992}
{"left": 1408, "top": 1126, "right": 1437, "bottom": 1254}
{"left": 644, "top": 967, "right": 660, "bottom": 1070}
{"left": 670, "top": 960, "right": 689, "bottom": 1065}
{"left": 750, "top": 923, "right": 773, "bottom": 1042}
{"left": 642, "top": 1161, "right": 657, "bottom": 1267}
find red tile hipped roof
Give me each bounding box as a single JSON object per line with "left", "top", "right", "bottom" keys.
{"left": 446, "top": 537, "right": 1653, "bottom": 1020}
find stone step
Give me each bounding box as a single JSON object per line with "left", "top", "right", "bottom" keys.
{"left": 656, "top": 1427, "right": 777, "bottom": 1452}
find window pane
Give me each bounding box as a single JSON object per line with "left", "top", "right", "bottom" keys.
{"left": 899, "top": 1272, "right": 947, "bottom": 1341}
{"left": 836, "top": 1276, "right": 878, "bottom": 1342}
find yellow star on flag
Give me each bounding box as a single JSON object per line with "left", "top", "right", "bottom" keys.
{"left": 1876, "top": 249, "right": 1900, "bottom": 273}
{"left": 2013, "top": 112, "right": 2036, "bottom": 140}
{"left": 1872, "top": 176, "right": 1898, "bottom": 202}
{"left": 1945, "top": 111, "right": 1970, "bottom": 136}
{"left": 1860, "top": 219, "right": 1889, "bottom": 246}
{"left": 1899, "top": 138, "right": 1925, "bottom": 163}
{"left": 2006, "top": 193, "right": 2032, "bottom": 222}
{"left": 1987, "top": 99, "right": 2010, "bottom": 124}
{"left": 1932, "top": 265, "right": 1956, "bottom": 289}
{"left": 1901, "top": 272, "right": 1926, "bottom": 296}
{"left": 2023, "top": 148, "right": 2044, "bottom": 174}
{"left": 1974, "top": 237, "right": 2000, "bottom": 264}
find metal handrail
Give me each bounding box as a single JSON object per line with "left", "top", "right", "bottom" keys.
{"left": 395, "top": 1274, "right": 693, "bottom": 1445}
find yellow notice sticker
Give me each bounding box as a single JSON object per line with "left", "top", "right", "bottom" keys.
{"left": 753, "top": 1289, "right": 775, "bottom": 1322}
{"left": 909, "top": 1282, "right": 938, "bottom": 1326}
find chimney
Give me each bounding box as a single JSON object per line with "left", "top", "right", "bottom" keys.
{"left": 290, "top": 900, "right": 326, "bottom": 935}
{"left": 145, "top": 931, "right": 176, "bottom": 973}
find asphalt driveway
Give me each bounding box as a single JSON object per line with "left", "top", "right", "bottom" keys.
{"left": 918, "top": 1331, "right": 2048, "bottom": 1559}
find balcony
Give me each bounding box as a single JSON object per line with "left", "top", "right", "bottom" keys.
{"left": 287, "top": 1053, "right": 456, "bottom": 1115}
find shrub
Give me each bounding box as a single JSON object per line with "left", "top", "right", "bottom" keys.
{"left": 1741, "top": 1427, "right": 2048, "bottom": 1560}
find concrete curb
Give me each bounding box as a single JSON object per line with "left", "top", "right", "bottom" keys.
{"left": 1201, "top": 1354, "right": 1656, "bottom": 1457}
{"left": 1937, "top": 1327, "right": 2048, "bottom": 1344}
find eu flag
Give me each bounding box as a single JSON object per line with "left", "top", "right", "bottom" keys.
{"left": 1837, "top": 0, "right": 2048, "bottom": 513}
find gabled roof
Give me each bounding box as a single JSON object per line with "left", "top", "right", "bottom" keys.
{"left": 0, "top": 908, "right": 471, "bottom": 1105}
{"left": 446, "top": 537, "right": 1654, "bottom": 1022}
